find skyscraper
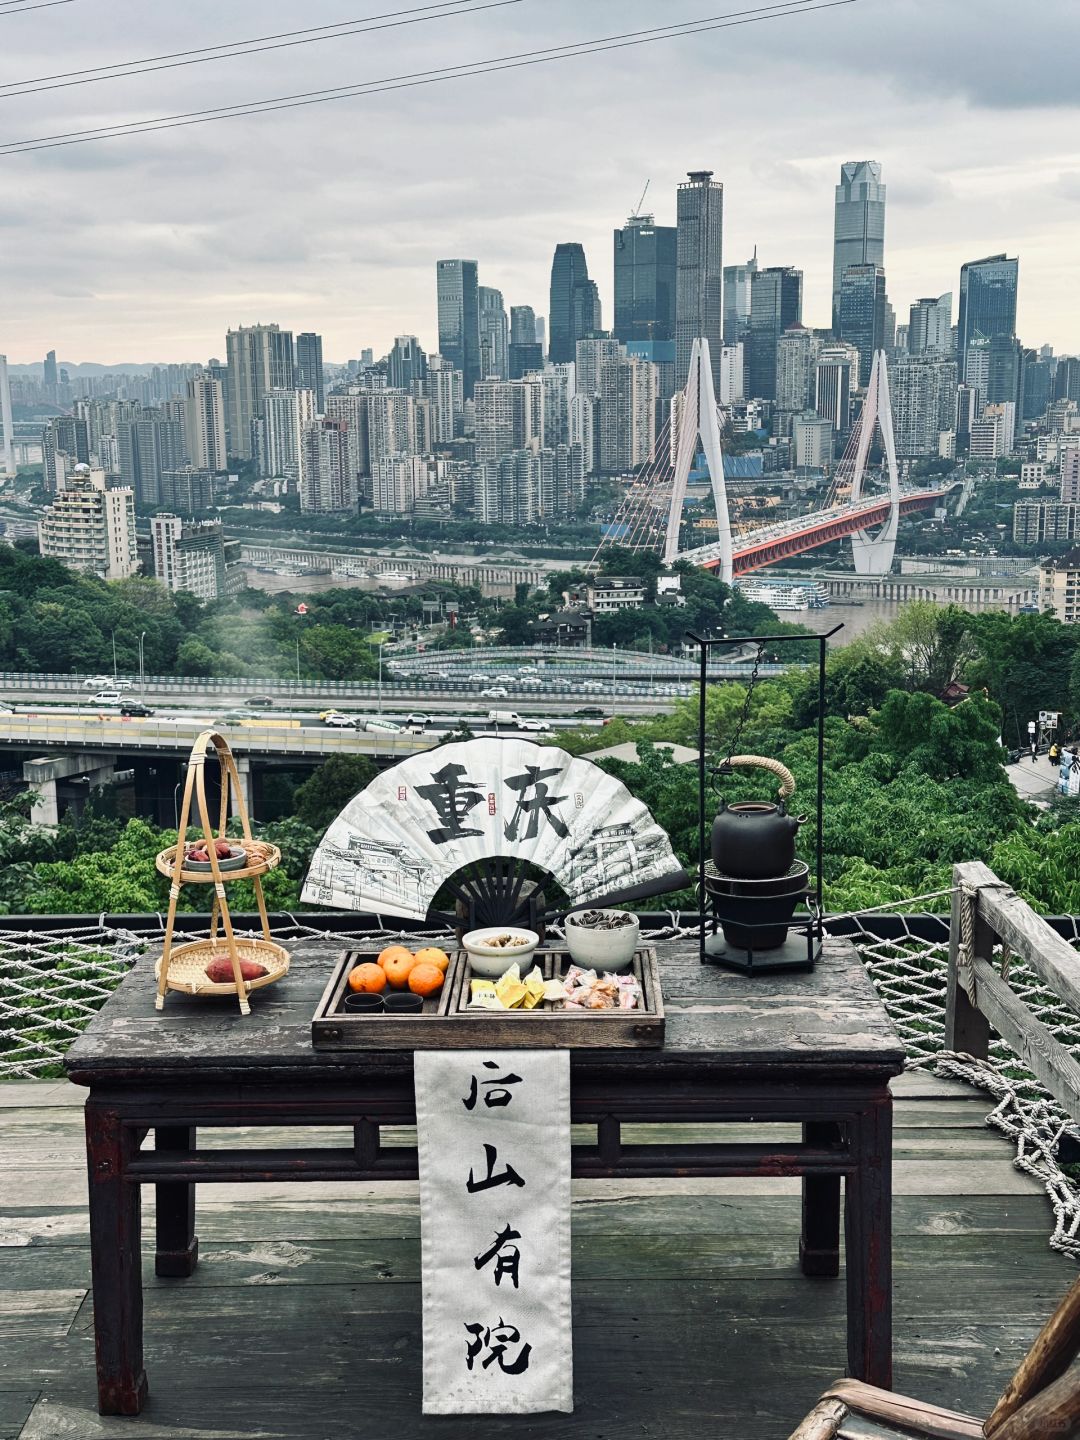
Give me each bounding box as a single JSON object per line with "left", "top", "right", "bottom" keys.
{"left": 832, "top": 161, "right": 886, "bottom": 329}
{"left": 838, "top": 264, "right": 888, "bottom": 386}
{"left": 957, "top": 254, "right": 1019, "bottom": 388}
{"left": 478, "top": 287, "right": 509, "bottom": 380}
{"left": 510, "top": 306, "right": 537, "bottom": 344}
{"left": 723, "top": 249, "right": 758, "bottom": 345}
{"left": 436, "top": 259, "right": 481, "bottom": 399}
{"left": 614, "top": 213, "right": 678, "bottom": 344}
{"left": 775, "top": 327, "right": 820, "bottom": 413}
{"left": 746, "top": 266, "right": 803, "bottom": 401}
{"left": 890, "top": 355, "right": 959, "bottom": 458}
{"left": 224, "top": 324, "right": 294, "bottom": 460}
{"left": 43, "top": 350, "right": 58, "bottom": 392}
{"left": 387, "top": 335, "right": 427, "bottom": 391}
{"left": 549, "top": 244, "right": 600, "bottom": 364}
{"left": 908, "top": 295, "right": 953, "bottom": 355}
{"left": 295, "top": 333, "right": 325, "bottom": 412}
{"left": 300, "top": 419, "right": 358, "bottom": 513}
{"left": 675, "top": 170, "right": 724, "bottom": 388}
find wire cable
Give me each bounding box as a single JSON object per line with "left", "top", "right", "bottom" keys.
{"left": 0, "top": 0, "right": 79, "bottom": 14}
{"left": 0, "top": 0, "right": 528, "bottom": 97}
{"left": 0, "top": 0, "right": 858, "bottom": 155}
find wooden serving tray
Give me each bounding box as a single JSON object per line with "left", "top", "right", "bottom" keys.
{"left": 310, "top": 946, "right": 665, "bottom": 1050}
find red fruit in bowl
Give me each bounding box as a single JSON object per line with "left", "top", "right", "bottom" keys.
{"left": 214, "top": 840, "right": 233, "bottom": 858}
{"left": 204, "top": 955, "right": 269, "bottom": 983}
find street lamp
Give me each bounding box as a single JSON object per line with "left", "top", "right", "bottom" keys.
{"left": 611, "top": 643, "right": 617, "bottom": 720}
{"left": 378, "top": 641, "right": 385, "bottom": 716}
{"left": 111, "top": 630, "right": 118, "bottom": 681}
{"left": 138, "top": 631, "right": 147, "bottom": 697}
{"left": 295, "top": 637, "right": 301, "bottom": 683}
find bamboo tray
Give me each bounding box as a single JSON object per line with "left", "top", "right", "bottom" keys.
{"left": 311, "top": 946, "right": 664, "bottom": 1050}
{"left": 156, "top": 838, "right": 281, "bottom": 885}
{"left": 155, "top": 936, "right": 290, "bottom": 998}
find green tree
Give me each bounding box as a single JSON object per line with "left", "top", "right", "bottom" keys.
{"left": 293, "top": 756, "right": 378, "bottom": 831}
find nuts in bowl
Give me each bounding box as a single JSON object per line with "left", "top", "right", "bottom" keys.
{"left": 461, "top": 926, "right": 540, "bottom": 978}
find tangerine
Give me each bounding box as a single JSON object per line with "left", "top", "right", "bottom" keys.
{"left": 348, "top": 962, "right": 387, "bottom": 994}
{"left": 377, "top": 944, "right": 414, "bottom": 970}
{"left": 383, "top": 952, "right": 419, "bottom": 989}
{"left": 413, "top": 946, "right": 450, "bottom": 974}
{"left": 408, "top": 962, "right": 445, "bottom": 998}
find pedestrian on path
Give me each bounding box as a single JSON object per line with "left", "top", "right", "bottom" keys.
{"left": 1050, "top": 741, "right": 1060, "bottom": 766}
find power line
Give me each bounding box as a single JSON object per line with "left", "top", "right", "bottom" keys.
{"left": 0, "top": 0, "right": 527, "bottom": 97}
{"left": 0, "top": 0, "right": 856, "bottom": 156}
{"left": 0, "top": 0, "right": 79, "bottom": 14}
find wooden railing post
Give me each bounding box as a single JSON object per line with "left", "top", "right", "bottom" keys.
{"left": 945, "top": 862, "right": 994, "bottom": 1058}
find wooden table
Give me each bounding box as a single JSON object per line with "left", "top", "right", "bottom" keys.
{"left": 64, "top": 934, "right": 904, "bottom": 1417}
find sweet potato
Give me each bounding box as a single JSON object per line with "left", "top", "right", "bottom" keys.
{"left": 204, "top": 955, "right": 268, "bottom": 983}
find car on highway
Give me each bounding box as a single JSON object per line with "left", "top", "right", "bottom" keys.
{"left": 467, "top": 673, "right": 487, "bottom": 683}
{"left": 518, "top": 718, "right": 551, "bottom": 733}
{"left": 83, "top": 675, "right": 111, "bottom": 690}
{"left": 120, "top": 702, "right": 155, "bottom": 718}
{"left": 401, "top": 713, "right": 430, "bottom": 728}
{"left": 494, "top": 673, "right": 517, "bottom": 684}
{"left": 574, "top": 706, "right": 607, "bottom": 719}
{"left": 92, "top": 690, "right": 124, "bottom": 706}
{"left": 322, "top": 712, "right": 356, "bottom": 728}
{"left": 480, "top": 686, "right": 508, "bottom": 699}
{"left": 517, "top": 677, "right": 543, "bottom": 689}
{"left": 580, "top": 681, "right": 607, "bottom": 693}
{"left": 245, "top": 695, "right": 275, "bottom": 708}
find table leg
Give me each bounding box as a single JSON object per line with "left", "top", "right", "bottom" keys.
{"left": 155, "top": 1126, "right": 199, "bottom": 1278}
{"left": 85, "top": 1101, "right": 148, "bottom": 1416}
{"left": 844, "top": 1092, "right": 893, "bottom": 1388}
{"left": 800, "top": 1121, "right": 841, "bottom": 1277}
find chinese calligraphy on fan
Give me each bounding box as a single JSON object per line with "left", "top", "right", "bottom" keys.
{"left": 461, "top": 1060, "right": 533, "bottom": 1377}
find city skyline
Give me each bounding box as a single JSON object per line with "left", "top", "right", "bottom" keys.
{"left": 2, "top": 0, "right": 1078, "bottom": 363}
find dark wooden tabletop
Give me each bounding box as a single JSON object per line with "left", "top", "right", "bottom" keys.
{"left": 64, "top": 934, "right": 904, "bottom": 1086}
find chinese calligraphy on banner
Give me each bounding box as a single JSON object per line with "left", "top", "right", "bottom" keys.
{"left": 301, "top": 739, "right": 689, "bottom": 919}
{"left": 414, "top": 1049, "right": 573, "bottom": 1414}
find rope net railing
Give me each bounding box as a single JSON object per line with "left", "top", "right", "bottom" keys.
{"left": 5, "top": 900, "right": 1080, "bottom": 1256}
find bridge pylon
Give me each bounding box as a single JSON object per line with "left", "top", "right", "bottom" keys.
{"left": 848, "top": 349, "right": 901, "bottom": 576}
{"left": 664, "top": 338, "right": 733, "bottom": 582}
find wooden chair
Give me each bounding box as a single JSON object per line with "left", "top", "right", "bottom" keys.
{"left": 789, "top": 1274, "right": 1080, "bottom": 1438}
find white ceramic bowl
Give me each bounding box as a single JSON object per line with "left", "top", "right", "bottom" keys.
{"left": 564, "top": 911, "right": 640, "bottom": 972}
{"left": 462, "top": 926, "right": 540, "bottom": 979}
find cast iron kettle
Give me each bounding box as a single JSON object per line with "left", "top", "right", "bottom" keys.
{"left": 711, "top": 755, "right": 807, "bottom": 880}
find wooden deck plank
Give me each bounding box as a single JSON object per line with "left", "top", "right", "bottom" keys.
{"left": 1, "top": 1066, "right": 1074, "bottom": 1440}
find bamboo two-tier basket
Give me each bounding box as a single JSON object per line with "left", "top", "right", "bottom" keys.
{"left": 154, "top": 730, "right": 287, "bottom": 1016}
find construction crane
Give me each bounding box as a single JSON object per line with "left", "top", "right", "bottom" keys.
{"left": 631, "top": 179, "right": 650, "bottom": 217}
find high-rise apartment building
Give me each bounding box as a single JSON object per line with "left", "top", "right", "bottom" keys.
{"left": 160, "top": 468, "right": 216, "bottom": 515}
{"left": 151, "top": 513, "right": 228, "bottom": 601}
{"left": 838, "top": 264, "right": 888, "bottom": 386}
{"left": 746, "top": 266, "right": 803, "bottom": 401}
{"left": 832, "top": 161, "right": 886, "bottom": 329}
{"left": 908, "top": 295, "right": 953, "bottom": 355}
{"left": 575, "top": 337, "right": 623, "bottom": 399}
{"left": 300, "top": 419, "right": 358, "bottom": 513}
{"left": 890, "top": 355, "right": 959, "bottom": 458}
{"left": 373, "top": 455, "right": 436, "bottom": 514}
{"left": 425, "top": 356, "right": 463, "bottom": 444}
{"left": 41, "top": 415, "right": 90, "bottom": 492}
{"left": 262, "top": 389, "right": 317, "bottom": 483}
{"left": 224, "top": 324, "right": 294, "bottom": 460}
{"left": 718, "top": 343, "right": 744, "bottom": 405}
{"left": 597, "top": 352, "right": 656, "bottom": 474}
{"left": 474, "top": 379, "right": 543, "bottom": 463}
{"left": 436, "top": 260, "right": 481, "bottom": 399}
{"left": 184, "top": 373, "right": 227, "bottom": 472}
{"left": 549, "top": 244, "right": 600, "bottom": 364}
{"left": 957, "top": 254, "right": 1019, "bottom": 388}
{"left": 38, "top": 466, "right": 137, "bottom": 579}
{"left": 775, "top": 327, "right": 820, "bottom": 413}
{"left": 675, "top": 170, "right": 723, "bottom": 389}
{"left": 614, "top": 213, "right": 678, "bottom": 344}
{"left": 723, "top": 249, "right": 758, "bottom": 346}
{"left": 478, "top": 287, "right": 509, "bottom": 381}
{"left": 295, "top": 333, "right": 325, "bottom": 412}
{"left": 0, "top": 355, "right": 14, "bottom": 478}
{"left": 117, "top": 411, "right": 184, "bottom": 508}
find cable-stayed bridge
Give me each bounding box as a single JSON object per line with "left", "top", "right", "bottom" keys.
{"left": 592, "top": 339, "right": 957, "bottom": 582}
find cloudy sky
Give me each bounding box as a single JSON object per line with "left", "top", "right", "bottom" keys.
{"left": 2, "top": 0, "right": 1078, "bottom": 366}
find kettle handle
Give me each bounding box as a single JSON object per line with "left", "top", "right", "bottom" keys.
{"left": 725, "top": 754, "right": 796, "bottom": 800}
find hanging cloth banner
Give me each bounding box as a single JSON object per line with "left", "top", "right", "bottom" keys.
{"left": 415, "top": 1049, "right": 573, "bottom": 1415}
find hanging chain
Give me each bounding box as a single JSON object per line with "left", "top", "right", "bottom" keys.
{"left": 720, "top": 639, "right": 767, "bottom": 771}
